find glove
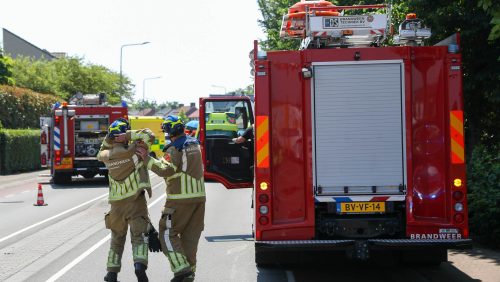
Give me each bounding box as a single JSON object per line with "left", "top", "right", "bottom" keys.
{"left": 147, "top": 224, "right": 162, "bottom": 252}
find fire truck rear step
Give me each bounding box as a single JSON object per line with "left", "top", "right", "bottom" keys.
{"left": 257, "top": 239, "right": 472, "bottom": 249}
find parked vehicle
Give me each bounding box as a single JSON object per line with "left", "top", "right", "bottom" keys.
{"left": 129, "top": 116, "right": 166, "bottom": 158}
{"left": 40, "top": 93, "right": 128, "bottom": 184}
{"left": 199, "top": 1, "right": 471, "bottom": 265}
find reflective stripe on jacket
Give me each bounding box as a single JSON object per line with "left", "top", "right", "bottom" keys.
{"left": 98, "top": 132, "right": 154, "bottom": 202}
{"left": 147, "top": 143, "right": 205, "bottom": 200}
{"left": 108, "top": 166, "right": 151, "bottom": 201}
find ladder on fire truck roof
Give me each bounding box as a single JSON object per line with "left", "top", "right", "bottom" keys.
{"left": 280, "top": 3, "right": 392, "bottom": 49}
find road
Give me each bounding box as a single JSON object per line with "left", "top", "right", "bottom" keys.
{"left": 0, "top": 170, "right": 498, "bottom": 282}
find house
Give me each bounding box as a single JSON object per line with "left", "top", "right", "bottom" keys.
{"left": 128, "top": 108, "right": 157, "bottom": 116}
{"left": 187, "top": 109, "right": 199, "bottom": 121}
{"left": 1, "top": 28, "right": 59, "bottom": 60}
{"left": 165, "top": 102, "right": 198, "bottom": 119}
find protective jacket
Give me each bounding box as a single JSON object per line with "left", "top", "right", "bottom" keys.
{"left": 146, "top": 135, "right": 205, "bottom": 202}
{"left": 98, "top": 129, "right": 155, "bottom": 202}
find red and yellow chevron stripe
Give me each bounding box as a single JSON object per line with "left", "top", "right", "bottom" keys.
{"left": 256, "top": 116, "right": 270, "bottom": 168}
{"left": 450, "top": 110, "right": 465, "bottom": 164}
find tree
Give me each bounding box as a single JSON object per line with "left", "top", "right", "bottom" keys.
{"left": 132, "top": 99, "right": 158, "bottom": 111}
{"left": 231, "top": 84, "right": 254, "bottom": 96}
{"left": 11, "top": 56, "right": 133, "bottom": 104}
{"left": 257, "top": 0, "right": 300, "bottom": 50}
{"left": 0, "top": 49, "right": 14, "bottom": 85}
{"left": 159, "top": 101, "right": 179, "bottom": 110}
{"left": 479, "top": 0, "right": 500, "bottom": 41}
{"left": 178, "top": 109, "right": 189, "bottom": 123}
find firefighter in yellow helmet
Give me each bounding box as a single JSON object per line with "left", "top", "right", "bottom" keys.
{"left": 136, "top": 115, "right": 205, "bottom": 282}
{"left": 97, "top": 118, "right": 161, "bottom": 282}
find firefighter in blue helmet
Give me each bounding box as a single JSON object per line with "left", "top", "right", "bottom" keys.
{"left": 98, "top": 118, "right": 161, "bottom": 282}
{"left": 136, "top": 115, "right": 205, "bottom": 282}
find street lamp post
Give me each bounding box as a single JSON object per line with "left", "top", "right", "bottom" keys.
{"left": 211, "top": 84, "right": 227, "bottom": 94}
{"left": 119, "top": 41, "right": 150, "bottom": 96}
{"left": 142, "top": 76, "right": 162, "bottom": 101}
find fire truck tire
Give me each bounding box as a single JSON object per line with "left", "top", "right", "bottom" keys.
{"left": 53, "top": 171, "right": 72, "bottom": 184}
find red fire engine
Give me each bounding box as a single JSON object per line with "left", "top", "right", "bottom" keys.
{"left": 199, "top": 1, "right": 471, "bottom": 265}
{"left": 40, "top": 93, "right": 128, "bottom": 184}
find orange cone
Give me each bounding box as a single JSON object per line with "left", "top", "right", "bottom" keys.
{"left": 34, "top": 184, "right": 48, "bottom": 206}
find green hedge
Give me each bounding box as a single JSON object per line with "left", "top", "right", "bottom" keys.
{"left": 467, "top": 144, "right": 500, "bottom": 248}
{"left": 0, "top": 85, "right": 60, "bottom": 129}
{"left": 0, "top": 129, "right": 40, "bottom": 175}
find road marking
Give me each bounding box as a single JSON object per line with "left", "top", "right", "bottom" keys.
{"left": 286, "top": 270, "right": 296, "bottom": 282}
{"left": 5, "top": 194, "right": 14, "bottom": 198}
{"left": 0, "top": 193, "right": 107, "bottom": 244}
{"left": 0, "top": 175, "right": 162, "bottom": 244}
{"left": 22, "top": 190, "right": 30, "bottom": 193}
{"left": 46, "top": 190, "right": 166, "bottom": 282}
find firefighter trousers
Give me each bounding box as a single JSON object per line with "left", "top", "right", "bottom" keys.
{"left": 159, "top": 199, "right": 205, "bottom": 275}
{"left": 104, "top": 193, "right": 150, "bottom": 273}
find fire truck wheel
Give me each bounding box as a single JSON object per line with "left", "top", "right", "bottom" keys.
{"left": 53, "top": 171, "right": 72, "bottom": 184}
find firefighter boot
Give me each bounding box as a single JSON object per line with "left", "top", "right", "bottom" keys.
{"left": 104, "top": 272, "right": 117, "bottom": 282}
{"left": 134, "top": 262, "right": 149, "bottom": 282}
{"left": 170, "top": 271, "right": 195, "bottom": 282}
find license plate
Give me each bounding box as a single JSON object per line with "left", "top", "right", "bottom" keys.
{"left": 340, "top": 202, "right": 385, "bottom": 213}
{"left": 61, "top": 157, "right": 72, "bottom": 165}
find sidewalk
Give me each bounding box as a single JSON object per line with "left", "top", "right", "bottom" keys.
{"left": 0, "top": 169, "right": 50, "bottom": 191}
{"left": 449, "top": 243, "right": 500, "bottom": 281}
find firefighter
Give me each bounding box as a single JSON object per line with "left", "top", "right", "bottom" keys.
{"left": 233, "top": 124, "right": 253, "bottom": 144}
{"left": 98, "top": 118, "right": 161, "bottom": 282}
{"left": 136, "top": 115, "right": 205, "bottom": 282}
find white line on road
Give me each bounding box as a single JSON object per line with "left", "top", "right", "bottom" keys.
{"left": 0, "top": 193, "right": 107, "bottom": 244}
{"left": 22, "top": 190, "right": 30, "bottom": 193}
{"left": 286, "top": 270, "right": 296, "bottom": 282}
{"left": 46, "top": 190, "right": 166, "bottom": 282}
{"left": 5, "top": 194, "right": 14, "bottom": 198}
{"left": 0, "top": 174, "right": 161, "bottom": 244}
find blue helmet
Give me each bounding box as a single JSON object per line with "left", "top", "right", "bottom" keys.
{"left": 162, "top": 115, "right": 185, "bottom": 137}
{"left": 108, "top": 118, "right": 129, "bottom": 138}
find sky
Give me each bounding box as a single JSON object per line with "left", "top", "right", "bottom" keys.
{"left": 0, "top": 0, "right": 265, "bottom": 106}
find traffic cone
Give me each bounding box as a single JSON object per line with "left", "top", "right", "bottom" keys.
{"left": 34, "top": 184, "right": 48, "bottom": 206}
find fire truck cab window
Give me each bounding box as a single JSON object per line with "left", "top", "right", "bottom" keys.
{"left": 203, "top": 100, "right": 254, "bottom": 183}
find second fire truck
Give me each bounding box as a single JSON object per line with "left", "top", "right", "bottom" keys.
{"left": 40, "top": 93, "right": 128, "bottom": 184}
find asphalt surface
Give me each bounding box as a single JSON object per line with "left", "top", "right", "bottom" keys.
{"left": 0, "top": 170, "right": 498, "bottom": 282}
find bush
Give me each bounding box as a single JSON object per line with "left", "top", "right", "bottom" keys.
{"left": 467, "top": 144, "right": 500, "bottom": 248}
{"left": 0, "top": 129, "right": 40, "bottom": 174}
{"left": 0, "top": 85, "right": 60, "bottom": 129}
